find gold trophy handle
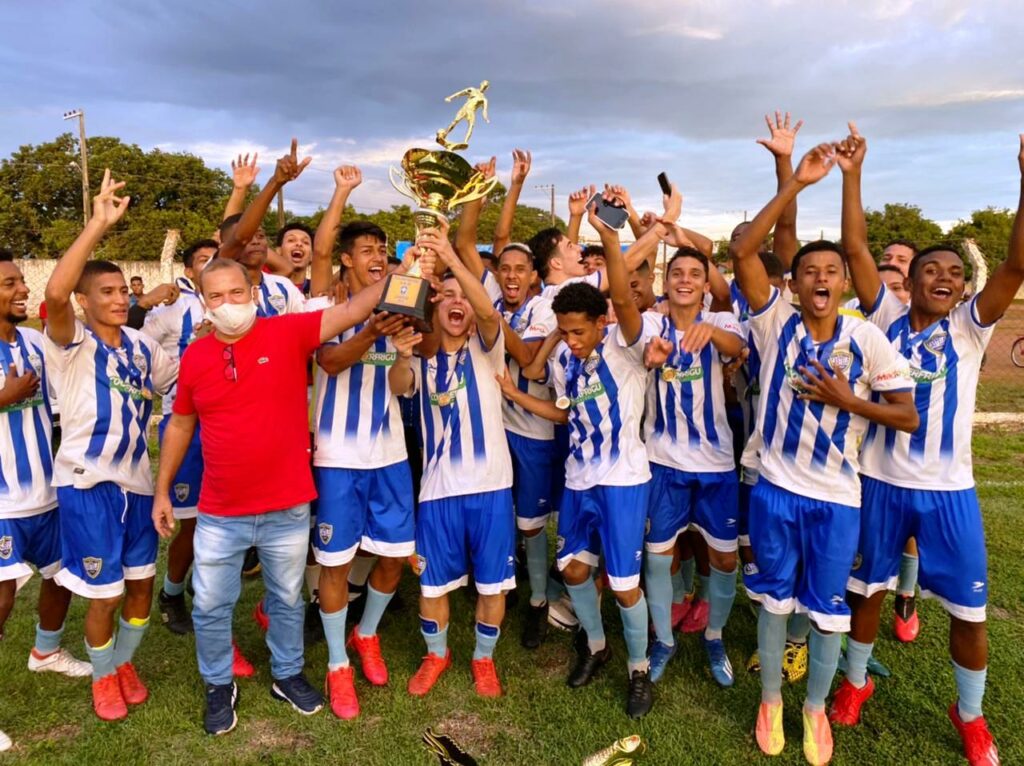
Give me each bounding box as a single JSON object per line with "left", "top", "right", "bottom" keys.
{"left": 389, "top": 165, "right": 419, "bottom": 203}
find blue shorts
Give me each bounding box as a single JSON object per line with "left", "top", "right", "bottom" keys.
{"left": 743, "top": 479, "right": 859, "bottom": 632}
{"left": 647, "top": 464, "right": 739, "bottom": 553}
{"left": 159, "top": 415, "right": 203, "bottom": 520}
{"left": 557, "top": 483, "right": 649, "bottom": 592}
{"left": 415, "top": 489, "right": 516, "bottom": 598}
{"left": 54, "top": 483, "right": 157, "bottom": 599}
{"left": 849, "top": 477, "right": 987, "bottom": 622}
{"left": 507, "top": 431, "right": 554, "bottom": 531}
{"left": 738, "top": 479, "right": 753, "bottom": 547}
{"left": 550, "top": 424, "right": 570, "bottom": 513}
{"left": 312, "top": 462, "right": 415, "bottom": 566}
{"left": 0, "top": 510, "right": 62, "bottom": 584}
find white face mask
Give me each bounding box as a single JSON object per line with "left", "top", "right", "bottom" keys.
{"left": 205, "top": 300, "right": 257, "bottom": 336}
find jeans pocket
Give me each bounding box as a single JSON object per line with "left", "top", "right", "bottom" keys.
{"left": 284, "top": 503, "right": 311, "bottom": 523}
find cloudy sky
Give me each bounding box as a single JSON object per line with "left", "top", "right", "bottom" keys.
{"left": 3, "top": 0, "right": 1023, "bottom": 241}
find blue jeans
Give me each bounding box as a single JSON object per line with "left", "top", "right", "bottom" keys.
{"left": 193, "top": 504, "right": 310, "bottom": 685}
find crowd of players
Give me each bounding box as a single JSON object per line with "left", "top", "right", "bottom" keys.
{"left": 0, "top": 117, "right": 1021, "bottom": 766}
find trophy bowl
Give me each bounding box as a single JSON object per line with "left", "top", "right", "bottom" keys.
{"left": 389, "top": 148, "right": 499, "bottom": 231}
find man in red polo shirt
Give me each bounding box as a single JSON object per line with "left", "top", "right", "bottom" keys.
{"left": 152, "top": 256, "right": 403, "bottom": 735}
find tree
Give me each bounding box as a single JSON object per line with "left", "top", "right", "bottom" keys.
{"left": 863, "top": 203, "right": 943, "bottom": 259}
{"left": 946, "top": 207, "right": 1015, "bottom": 273}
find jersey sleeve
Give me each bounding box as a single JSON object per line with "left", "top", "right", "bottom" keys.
{"left": 279, "top": 310, "right": 325, "bottom": 358}
{"left": 141, "top": 304, "right": 174, "bottom": 345}
{"left": 481, "top": 270, "right": 502, "bottom": 305}
{"left": 42, "top": 319, "right": 88, "bottom": 373}
{"left": 476, "top": 323, "right": 506, "bottom": 371}
{"left": 611, "top": 322, "right": 646, "bottom": 366}
{"left": 747, "top": 287, "right": 793, "bottom": 353}
{"left": 860, "top": 323, "right": 914, "bottom": 392}
{"left": 147, "top": 338, "right": 179, "bottom": 396}
{"left": 640, "top": 311, "right": 663, "bottom": 342}
{"left": 521, "top": 298, "right": 556, "bottom": 343}
{"left": 949, "top": 294, "right": 998, "bottom": 354}
{"left": 710, "top": 310, "right": 744, "bottom": 340}
{"left": 550, "top": 346, "right": 569, "bottom": 399}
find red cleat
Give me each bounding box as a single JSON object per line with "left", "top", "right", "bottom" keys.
{"left": 471, "top": 658, "right": 503, "bottom": 698}
{"left": 92, "top": 673, "right": 128, "bottom": 721}
{"left": 949, "top": 703, "right": 1000, "bottom": 766}
{"left": 893, "top": 599, "right": 920, "bottom": 643}
{"left": 116, "top": 662, "right": 148, "bottom": 705}
{"left": 348, "top": 627, "right": 389, "bottom": 686}
{"left": 325, "top": 666, "right": 360, "bottom": 720}
{"left": 671, "top": 598, "right": 693, "bottom": 631}
{"left": 253, "top": 600, "right": 270, "bottom": 632}
{"left": 679, "top": 598, "right": 709, "bottom": 633}
{"left": 408, "top": 651, "right": 451, "bottom": 697}
{"left": 829, "top": 676, "right": 875, "bottom": 726}
{"left": 232, "top": 640, "right": 255, "bottom": 678}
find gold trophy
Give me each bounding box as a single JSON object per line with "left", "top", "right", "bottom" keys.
{"left": 377, "top": 82, "right": 498, "bottom": 330}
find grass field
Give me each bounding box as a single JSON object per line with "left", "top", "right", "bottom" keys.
{"left": 2, "top": 427, "right": 1023, "bottom": 766}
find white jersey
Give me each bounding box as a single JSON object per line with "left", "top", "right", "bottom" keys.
{"left": 312, "top": 323, "right": 407, "bottom": 469}
{"left": 498, "top": 294, "right": 558, "bottom": 441}
{"left": 256, "top": 273, "right": 306, "bottom": 317}
{"left": 0, "top": 328, "right": 56, "bottom": 518}
{"left": 551, "top": 324, "right": 650, "bottom": 491}
{"left": 642, "top": 311, "right": 743, "bottom": 473}
{"left": 409, "top": 331, "right": 513, "bottom": 502}
{"left": 749, "top": 288, "right": 913, "bottom": 507}
{"left": 44, "top": 321, "right": 177, "bottom": 495}
{"left": 540, "top": 271, "right": 603, "bottom": 302}
{"left": 860, "top": 287, "right": 992, "bottom": 491}
{"left": 140, "top": 285, "right": 205, "bottom": 413}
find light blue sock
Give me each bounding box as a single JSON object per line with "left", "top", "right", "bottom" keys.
{"left": 845, "top": 637, "right": 874, "bottom": 689}
{"left": 34, "top": 622, "right": 63, "bottom": 655}
{"left": 953, "top": 660, "right": 987, "bottom": 721}
{"left": 806, "top": 627, "right": 842, "bottom": 711}
{"left": 473, "top": 621, "right": 500, "bottom": 660}
{"left": 787, "top": 612, "right": 811, "bottom": 643}
{"left": 670, "top": 567, "right": 685, "bottom": 604}
{"left": 680, "top": 557, "right": 695, "bottom": 595}
{"left": 163, "top": 573, "right": 185, "bottom": 598}
{"left": 705, "top": 566, "right": 737, "bottom": 640}
{"left": 897, "top": 553, "right": 919, "bottom": 596}
{"left": 546, "top": 574, "right": 566, "bottom": 604}
{"left": 112, "top": 617, "right": 148, "bottom": 668}
{"left": 319, "top": 607, "right": 349, "bottom": 669}
{"left": 357, "top": 584, "right": 393, "bottom": 638}
{"left": 524, "top": 531, "right": 549, "bottom": 606}
{"left": 420, "top": 617, "right": 449, "bottom": 658}
{"left": 566, "top": 578, "right": 605, "bottom": 653}
{"left": 697, "top": 573, "right": 710, "bottom": 601}
{"left": 757, "top": 609, "right": 788, "bottom": 703}
{"left": 86, "top": 638, "right": 115, "bottom": 682}
{"left": 618, "top": 596, "right": 650, "bottom": 672}
{"left": 644, "top": 554, "right": 675, "bottom": 647}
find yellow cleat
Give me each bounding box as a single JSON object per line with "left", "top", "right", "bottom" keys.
{"left": 802, "top": 708, "right": 834, "bottom": 765}
{"left": 756, "top": 702, "right": 785, "bottom": 756}
{"left": 746, "top": 649, "right": 761, "bottom": 674}
{"left": 783, "top": 641, "right": 809, "bottom": 683}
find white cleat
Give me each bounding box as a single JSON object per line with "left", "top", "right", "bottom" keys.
{"left": 0, "top": 729, "right": 11, "bottom": 752}
{"left": 27, "top": 648, "right": 93, "bottom": 678}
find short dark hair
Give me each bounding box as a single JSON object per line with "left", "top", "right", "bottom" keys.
{"left": 75, "top": 260, "right": 124, "bottom": 294}
{"left": 219, "top": 213, "right": 242, "bottom": 242}
{"left": 583, "top": 244, "right": 605, "bottom": 258}
{"left": 197, "top": 257, "right": 252, "bottom": 293}
{"left": 0, "top": 248, "right": 13, "bottom": 263}
{"left": 877, "top": 263, "right": 904, "bottom": 277}
{"left": 633, "top": 259, "right": 651, "bottom": 275}
{"left": 528, "top": 227, "right": 563, "bottom": 281}
{"left": 909, "top": 243, "right": 964, "bottom": 279}
{"left": 276, "top": 222, "right": 314, "bottom": 248}
{"left": 666, "top": 246, "right": 709, "bottom": 279}
{"left": 129, "top": 275, "right": 143, "bottom": 284}
{"left": 758, "top": 252, "right": 785, "bottom": 280}
{"left": 551, "top": 282, "right": 607, "bottom": 320}
{"left": 883, "top": 238, "right": 918, "bottom": 255}
{"left": 338, "top": 221, "right": 387, "bottom": 255}
{"left": 479, "top": 250, "right": 496, "bottom": 266}
{"left": 791, "top": 240, "right": 846, "bottom": 276}
{"left": 182, "top": 239, "right": 219, "bottom": 269}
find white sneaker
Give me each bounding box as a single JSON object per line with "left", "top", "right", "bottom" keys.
{"left": 546, "top": 594, "right": 579, "bottom": 631}
{"left": 0, "top": 729, "right": 11, "bottom": 752}
{"left": 27, "top": 647, "right": 93, "bottom": 677}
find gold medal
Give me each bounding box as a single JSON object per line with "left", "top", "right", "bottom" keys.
{"left": 437, "top": 391, "right": 451, "bottom": 407}
{"left": 555, "top": 396, "right": 571, "bottom": 410}
{"left": 141, "top": 387, "right": 153, "bottom": 400}
{"left": 662, "top": 368, "right": 677, "bottom": 383}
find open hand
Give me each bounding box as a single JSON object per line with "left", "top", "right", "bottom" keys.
{"left": 92, "top": 168, "right": 130, "bottom": 228}
{"left": 495, "top": 366, "right": 519, "bottom": 398}
{"left": 231, "top": 153, "right": 260, "bottom": 189}
{"left": 679, "top": 321, "right": 713, "bottom": 355}
{"left": 474, "top": 156, "right": 497, "bottom": 180}
{"left": 644, "top": 336, "right": 673, "bottom": 369}
{"left": 1, "top": 363, "right": 39, "bottom": 404}
{"left": 756, "top": 111, "right": 804, "bottom": 158}
{"left": 510, "top": 149, "right": 531, "bottom": 185}
{"left": 794, "top": 143, "right": 837, "bottom": 186}
{"left": 152, "top": 495, "right": 176, "bottom": 539}
{"left": 369, "top": 311, "right": 408, "bottom": 339}
{"left": 798, "top": 359, "right": 856, "bottom": 409}
{"left": 568, "top": 185, "right": 595, "bottom": 217}
{"left": 392, "top": 325, "right": 423, "bottom": 358}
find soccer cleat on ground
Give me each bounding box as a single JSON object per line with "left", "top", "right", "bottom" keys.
{"left": 783, "top": 640, "right": 809, "bottom": 683}
{"left": 625, "top": 669, "right": 653, "bottom": 719}
{"left": 567, "top": 631, "right": 612, "bottom": 688}
{"left": 829, "top": 676, "right": 875, "bottom": 726}
{"left": 241, "top": 546, "right": 261, "bottom": 577}
{"left": 747, "top": 649, "right": 761, "bottom": 674}
{"left": 304, "top": 598, "right": 325, "bottom": 646}
{"left": 27, "top": 647, "right": 92, "bottom": 677}
{"left": 702, "top": 636, "right": 735, "bottom": 687}
{"left": 670, "top": 597, "right": 693, "bottom": 631}
{"left": 521, "top": 602, "right": 549, "bottom": 649}
{"left": 271, "top": 673, "right": 324, "bottom": 715}
{"left": 0, "top": 729, "right": 10, "bottom": 752}
{"left": 232, "top": 640, "right": 255, "bottom": 678}
{"left": 158, "top": 588, "right": 194, "bottom": 635}
{"left": 803, "top": 707, "right": 834, "bottom": 766}
{"left": 252, "top": 600, "right": 270, "bottom": 632}
{"left": 471, "top": 657, "right": 503, "bottom": 698}
{"left": 325, "top": 665, "right": 359, "bottom": 720}
{"left": 408, "top": 651, "right": 452, "bottom": 697}
{"left": 348, "top": 627, "right": 389, "bottom": 686}
{"left": 648, "top": 640, "right": 677, "bottom": 684}
{"left": 547, "top": 594, "right": 579, "bottom": 632}
{"left": 893, "top": 595, "right": 920, "bottom": 643}
{"left": 949, "top": 703, "right": 1000, "bottom": 766}
{"left": 116, "top": 662, "right": 148, "bottom": 705}
{"left": 756, "top": 701, "right": 785, "bottom": 756}
{"left": 581, "top": 735, "right": 646, "bottom": 766}
{"left": 204, "top": 682, "right": 239, "bottom": 735}
{"left": 92, "top": 673, "right": 128, "bottom": 721}
{"left": 679, "top": 598, "right": 709, "bottom": 633}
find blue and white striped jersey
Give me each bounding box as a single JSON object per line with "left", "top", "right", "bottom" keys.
{"left": 312, "top": 324, "right": 407, "bottom": 469}
{"left": 409, "top": 331, "right": 513, "bottom": 502}
{"left": 551, "top": 324, "right": 650, "bottom": 491}
{"left": 0, "top": 328, "right": 56, "bottom": 518}
{"left": 539, "top": 271, "right": 602, "bottom": 302}
{"left": 256, "top": 273, "right": 306, "bottom": 317}
{"left": 44, "top": 321, "right": 177, "bottom": 495}
{"left": 642, "top": 311, "right": 744, "bottom": 473}
{"left": 141, "top": 285, "right": 205, "bottom": 413}
{"left": 749, "top": 288, "right": 913, "bottom": 507}
{"left": 860, "top": 286, "right": 993, "bottom": 491}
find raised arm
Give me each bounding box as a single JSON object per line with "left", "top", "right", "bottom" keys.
{"left": 757, "top": 112, "right": 803, "bottom": 270}
{"left": 590, "top": 203, "right": 641, "bottom": 344}
{"left": 567, "top": 185, "right": 593, "bottom": 244}
{"left": 975, "top": 133, "right": 1024, "bottom": 324}
{"left": 223, "top": 153, "right": 260, "bottom": 221}
{"left": 454, "top": 157, "right": 495, "bottom": 279}
{"left": 311, "top": 165, "right": 361, "bottom": 296}
{"left": 44, "top": 169, "right": 130, "bottom": 345}
{"left": 492, "top": 149, "right": 531, "bottom": 256}
{"left": 837, "top": 122, "right": 882, "bottom": 312}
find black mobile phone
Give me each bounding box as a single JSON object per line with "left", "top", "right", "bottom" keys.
{"left": 587, "top": 192, "right": 630, "bottom": 230}
{"left": 657, "top": 172, "right": 672, "bottom": 196}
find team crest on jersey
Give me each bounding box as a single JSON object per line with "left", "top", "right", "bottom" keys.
{"left": 556, "top": 535, "right": 566, "bottom": 553}
{"left": 851, "top": 553, "right": 863, "bottom": 571}
{"left": 924, "top": 332, "right": 948, "bottom": 354}
{"left": 743, "top": 562, "right": 759, "bottom": 577}
{"left": 0, "top": 535, "right": 12, "bottom": 560}
{"left": 318, "top": 523, "right": 333, "bottom": 545}
{"left": 583, "top": 353, "right": 601, "bottom": 375}
{"left": 269, "top": 294, "right": 287, "bottom": 313}
{"left": 83, "top": 557, "right": 103, "bottom": 579}
{"left": 27, "top": 353, "right": 42, "bottom": 375}
{"left": 827, "top": 350, "right": 853, "bottom": 374}
{"left": 173, "top": 483, "right": 190, "bottom": 502}
{"left": 412, "top": 554, "right": 427, "bottom": 576}
{"left": 132, "top": 352, "right": 148, "bottom": 377}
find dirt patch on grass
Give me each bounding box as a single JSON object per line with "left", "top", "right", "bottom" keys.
{"left": 432, "top": 710, "right": 499, "bottom": 757}
{"left": 19, "top": 722, "right": 82, "bottom": 744}
{"left": 239, "top": 718, "right": 316, "bottom": 753}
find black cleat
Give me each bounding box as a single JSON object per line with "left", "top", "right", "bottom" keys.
{"left": 242, "top": 547, "right": 261, "bottom": 577}
{"left": 304, "top": 597, "right": 324, "bottom": 646}
{"left": 158, "top": 589, "right": 193, "bottom": 635}
{"left": 204, "top": 682, "right": 238, "bottom": 736}
{"left": 626, "top": 670, "right": 653, "bottom": 719}
{"left": 567, "top": 630, "right": 611, "bottom": 688}
{"left": 521, "top": 602, "right": 549, "bottom": 650}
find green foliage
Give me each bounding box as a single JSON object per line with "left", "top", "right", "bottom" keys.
{"left": 947, "top": 207, "right": 1015, "bottom": 274}
{"left": 863, "top": 203, "right": 944, "bottom": 258}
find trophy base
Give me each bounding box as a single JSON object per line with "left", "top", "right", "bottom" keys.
{"left": 376, "top": 272, "right": 433, "bottom": 333}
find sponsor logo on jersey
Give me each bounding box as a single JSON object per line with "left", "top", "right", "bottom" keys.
{"left": 108, "top": 376, "right": 152, "bottom": 401}
{"left": 258, "top": 356, "right": 269, "bottom": 365}
{"left": 174, "top": 483, "right": 190, "bottom": 502}
{"left": 908, "top": 365, "right": 948, "bottom": 384}
{"left": 662, "top": 365, "right": 703, "bottom": 383}
{"left": 361, "top": 350, "right": 398, "bottom": 366}
{"left": 743, "top": 562, "right": 759, "bottom": 576}
{"left": 0, "top": 535, "right": 12, "bottom": 560}
{"left": 571, "top": 381, "right": 606, "bottom": 406}
{"left": 83, "top": 557, "right": 103, "bottom": 579}
{"left": 318, "top": 523, "right": 333, "bottom": 545}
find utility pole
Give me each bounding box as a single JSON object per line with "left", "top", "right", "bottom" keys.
{"left": 63, "top": 109, "right": 90, "bottom": 225}
{"left": 535, "top": 184, "right": 555, "bottom": 225}
{"left": 276, "top": 188, "right": 285, "bottom": 228}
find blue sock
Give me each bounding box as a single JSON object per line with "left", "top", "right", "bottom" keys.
{"left": 757, "top": 609, "right": 788, "bottom": 703}
{"left": 319, "top": 607, "right": 349, "bottom": 669}
{"left": 644, "top": 554, "right": 675, "bottom": 647}
{"left": 357, "top": 584, "right": 393, "bottom": 638}
{"left": 524, "top": 531, "right": 549, "bottom": 606}
{"left": 163, "top": 573, "right": 185, "bottom": 598}
{"left": 680, "top": 557, "right": 695, "bottom": 595}
{"left": 697, "top": 573, "right": 710, "bottom": 601}
{"left": 34, "top": 622, "right": 63, "bottom": 655}
{"left": 806, "top": 627, "right": 842, "bottom": 711}
{"left": 566, "top": 578, "right": 605, "bottom": 653}
{"left": 420, "top": 617, "right": 449, "bottom": 658}
{"left": 546, "top": 574, "right": 566, "bottom": 604}
{"left": 787, "top": 612, "right": 811, "bottom": 643}
{"left": 670, "top": 567, "right": 685, "bottom": 604}
{"left": 953, "top": 660, "right": 987, "bottom": 721}
{"left": 86, "top": 638, "right": 115, "bottom": 682}
{"left": 705, "top": 566, "right": 737, "bottom": 640}
{"left": 112, "top": 617, "right": 148, "bottom": 668}
{"left": 618, "top": 596, "right": 650, "bottom": 673}
{"left": 473, "top": 621, "right": 500, "bottom": 660}
{"left": 845, "top": 637, "right": 874, "bottom": 689}
{"left": 897, "top": 553, "right": 919, "bottom": 596}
